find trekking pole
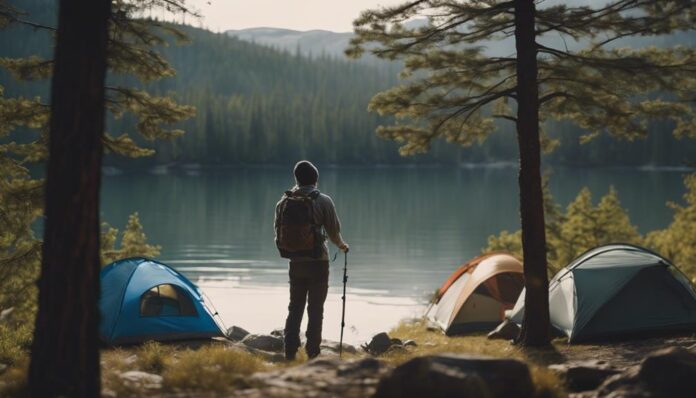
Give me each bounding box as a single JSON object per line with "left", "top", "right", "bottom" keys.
{"left": 339, "top": 251, "right": 348, "bottom": 358}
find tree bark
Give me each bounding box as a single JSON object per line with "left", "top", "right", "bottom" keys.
{"left": 28, "top": 0, "right": 111, "bottom": 396}
{"left": 513, "top": 0, "right": 551, "bottom": 347}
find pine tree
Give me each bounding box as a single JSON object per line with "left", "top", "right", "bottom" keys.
{"left": 0, "top": 0, "right": 195, "bottom": 311}
{"left": 101, "top": 212, "right": 161, "bottom": 264}
{"left": 348, "top": 0, "right": 696, "bottom": 346}
{"left": 645, "top": 174, "right": 696, "bottom": 282}
{"left": 27, "top": 0, "right": 111, "bottom": 395}
{"left": 0, "top": 0, "right": 195, "bottom": 393}
{"left": 486, "top": 184, "right": 643, "bottom": 275}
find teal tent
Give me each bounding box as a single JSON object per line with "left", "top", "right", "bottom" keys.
{"left": 508, "top": 244, "right": 696, "bottom": 342}
{"left": 100, "top": 257, "right": 225, "bottom": 345}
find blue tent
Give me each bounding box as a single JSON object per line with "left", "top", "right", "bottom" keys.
{"left": 100, "top": 257, "right": 225, "bottom": 345}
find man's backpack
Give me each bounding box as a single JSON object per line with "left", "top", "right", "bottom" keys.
{"left": 276, "top": 189, "right": 323, "bottom": 259}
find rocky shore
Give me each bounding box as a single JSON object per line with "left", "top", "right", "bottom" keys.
{"left": 92, "top": 321, "right": 696, "bottom": 398}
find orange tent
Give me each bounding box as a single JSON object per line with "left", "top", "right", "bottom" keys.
{"left": 425, "top": 253, "right": 524, "bottom": 335}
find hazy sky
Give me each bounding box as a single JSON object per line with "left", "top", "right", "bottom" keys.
{"left": 180, "top": 0, "right": 404, "bottom": 32}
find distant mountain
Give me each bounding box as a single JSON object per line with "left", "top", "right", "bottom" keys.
{"left": 225, "top": 27, "right": 353, "bottom": 59}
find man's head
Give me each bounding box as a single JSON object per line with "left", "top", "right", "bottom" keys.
{"left": 294, "top": 160, "right": 319, "bottom": 186}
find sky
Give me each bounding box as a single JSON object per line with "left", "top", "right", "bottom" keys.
{"left": 176, "top": 0, "right": 405, "bottom": 32}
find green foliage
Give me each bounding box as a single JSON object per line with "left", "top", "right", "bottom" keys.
{"left": 0, "top": 321, "right": 32, "bottom": 365}
{"left": 485, "top": 183, "right": 642, "bottom": 274}
{"left": 101, "top": 212, "right": 161, "bottom": 265}
{"left": 486, "top": 174, "right": 696, "bottom": 280}
{"left": 4, "top": 2, "right": 696, "bottom": 166}
{"left": 347, "top": 1, "right": 696, "bottom": 157}
{"left": 645, "top": 174, "right": 696, "bottom": 282}
{"left": 0, "top": 0, "right": 187, "bottom": 325}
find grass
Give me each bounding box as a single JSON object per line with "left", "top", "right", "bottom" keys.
{"left": 162, "top": 345, "right": 267, "bottom": 392}
{"left": 1, "top": 320, "right": 569, "bottom": 397}
{"left": 385, "top": 319, "right": 567, "bottom": 398}
{"left": 99, "top": 341, "right": 268, "bottom": 396}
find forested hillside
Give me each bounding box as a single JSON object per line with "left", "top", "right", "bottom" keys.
{"left": 1, "top": 0, "right": 694, "bottom": 167}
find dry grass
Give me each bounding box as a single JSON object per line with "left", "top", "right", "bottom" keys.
{"left": 99, "top": 341, "right": 270, "bottom": 396}
{"left": 385, "top": 319, "right": 567, "bottom": 398}
{"left": 162, "top": 345, "right": 267, "bottom": 393}
{"left": 136, "top": 340, "right": 175, "bottom": 373}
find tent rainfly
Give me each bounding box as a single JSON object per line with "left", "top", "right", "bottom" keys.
{"left": 100, "top": 257, "right": 225, "bottom": 345}
{"left": 507, "top": 244, "right": 696, "bottom": 342}
{"left": 426, "top": 253, "right": 525, "bottom": 335}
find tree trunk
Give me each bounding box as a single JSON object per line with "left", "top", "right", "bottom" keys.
{"left": 513, "top": 0, "right": 551, "bottom": 347}
{"left": 28, "top": 0, "right": 111, "bottom": 396}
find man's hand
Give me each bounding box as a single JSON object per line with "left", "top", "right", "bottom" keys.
{"left": 339, "top": 242, "right": 350, "bottom": 253}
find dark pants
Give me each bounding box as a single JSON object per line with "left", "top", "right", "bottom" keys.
{"left": 284, "top": 260, "right": 329, "bottom": 358}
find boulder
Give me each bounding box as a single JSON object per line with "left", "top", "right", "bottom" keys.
{"left": 374, "top": 354, "right": 534, "bottom": 398}
{"left": 249, "top": 357, "right": 390, "bottom": 397}
{"left": 362, "top": 332, "right": 393, "bottom": 355}
{"left": 487, "top": 319, "right": 520, "bottom": 341}
{"left": 270, "top": 328, "right": 285, "bottom": 338}
{"left": 548, "top": 360, "right": 620, "bottom": 392}
{"left": 321, "top": 339, "right": 358, "bottom": 354}
{"left": 227, "top": 325, "right": 250, "bottom": 341}
{"left": 594, "top": 347, "right": 696, "bottom": 398}
{"left": 242, "top": 334, "right": 284, "bottom": 352}
{"left": 119, "top": 371, "right": 163, "bottom": 390}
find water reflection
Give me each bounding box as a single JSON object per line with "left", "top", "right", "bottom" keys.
{"left": 101, "top": 166, "right": 687, "bottom": 341}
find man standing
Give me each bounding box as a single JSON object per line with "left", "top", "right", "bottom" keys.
{"left": 275, "top": 160, "right": 349, "bottom": 360}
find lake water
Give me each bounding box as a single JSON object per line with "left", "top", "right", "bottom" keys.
{"left": 101, "top": 165, "right": 689, "bottom": 343}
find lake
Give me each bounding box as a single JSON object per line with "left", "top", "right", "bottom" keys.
{"left": 101, "top": 165, "right": 689, "bottom": 343}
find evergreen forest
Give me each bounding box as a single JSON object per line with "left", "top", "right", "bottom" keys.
{"left": 1, "top": 0, "right": 694, "bottom": 167}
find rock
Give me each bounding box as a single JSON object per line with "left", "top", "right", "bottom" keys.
{"left": 389, "top": 338, "right": 403, "bottom": 346}
{"left": 362, "top": 332, "right": 394, "bottom": 355}
{"left": 248, "top": 357, "right": 390, "bottom": 397}
{"left": 374, "top": 354, "right": 534, "bottom": 398}
{"left": 487, "top": 319, "right": 520, "bottom": 340}
{"left": 241, "top": 334, "right": 284, "bottom": 353}
{"left": 227, "top": 325, "right": 250, "bottom": 341}
{"left": 321, "top": 339, "right": 358, "bottom": 354}
{"left": 237, "top": 343, "right": 286, "bottom": 363}
{"left": 549, "top": 360, "right": 621, "bottom": 392}
{"left": 594, "top": 347, "right": 696, "bottom": 398}
{"left": 121, "top": 354, "right": 138, "bottom": 366}
{"left": 403, "top": 340, "right": 417, "bottom": 347}
{"left": 0, "top": 363, "right": 7, "bottom": 375}
{"left": 270, "top": 328, "right": 285, "bottom": 338}
{"left": 386, "top": 345, "right": 408, "bottom": 355}
{"left": 375, "top": 361, "right": 490, "bottom": 398}
{"left": 336, "top": 357, "right": 382, "bottom": 377}
{"left": 0, "top": 307, "right": 14, "bottom": 323}
{"left": 119, "top": 371, "right": 163, "bottom": 389}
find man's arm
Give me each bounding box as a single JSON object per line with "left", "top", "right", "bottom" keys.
{"left": 321, "top": 195, "right": 348, "bottom": 251}
{"left": 274, "top": 199, "right": 282, "bottom": 240}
